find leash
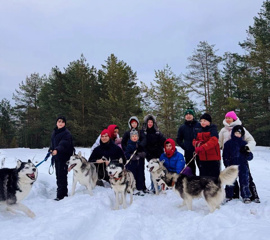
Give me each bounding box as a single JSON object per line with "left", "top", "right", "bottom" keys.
{"left": 124, "top": 150, "right": 137, "bottom": 169}
{"left": 96, "top": 156, "right": 108, "bottom": 180}
{"left": 35, "top": 152, "right": 51, "bottom": 167}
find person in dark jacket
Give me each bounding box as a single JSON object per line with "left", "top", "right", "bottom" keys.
{"left": 125, "top": 129, "right": 147, "bottom": 196}
{"left": 88, "top": 129, "right": 126, "bottom": 185}
{"left": 142, "top": 114, "right": 166, "bottom": 192}
{"left": 49, "top": 116, "right": 74, "bottom": 201}
{"left": 223, "top": 125, "right": 254, "bottom": 203}
{"left": 193, "top": 113, "right": 221, "bottom": 178}
{"left": 177, "top": 109, "right": 201, "bottom": 175}
{"left": 122, "top": 116, "right": 146, "bottom": 152}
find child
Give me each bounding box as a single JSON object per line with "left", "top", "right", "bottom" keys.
{"left": 49, "top": 116, "right": 74, "bottom": 201}
{"left": 219, "top": 111, "right": 260, "bottom": 203}
{"left": 223, "top": 125, "right": 253, "bottom": 203}
{"left": 193, "top": 113, "right": 221, "bottom": 178}
{"left": 125, "top": 129, "right": 146, "bottom": 196}
{"left": 159, "top": 139, "right": 186, "bottom": 174}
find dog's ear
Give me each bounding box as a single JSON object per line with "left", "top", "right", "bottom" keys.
{"left": 78, "top": 151, "right": 82, "bottom": 157}
{"left": 28, "top": 159, "right": 32, "bottom": 163}
{"left": 17, "top": 160, "right": 22, "bottom": 169}
{"left": 119, "top": 158, "right": 123, "bottom": 164}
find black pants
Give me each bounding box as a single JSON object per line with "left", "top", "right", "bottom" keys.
{"left": 126, "top": 158, "right": 146, "bottom": 191}
{"left": 199, "top": 160, "right": 221, "bottom": 178}
{"left": 184, "top": 151, "right": 200, "bottom": 175}
{"left": 55, "top": 158, "right": 68, "bottom": 198}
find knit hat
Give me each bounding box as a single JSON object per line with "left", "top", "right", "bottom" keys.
{"left": 225, "top": 111, "right": 238, "bottom": 121}
{"left": 56, "top": 116, "right": 66, "bottom": 124}
{"left": 184, "top": 109, "right": 195, "bottom": 117}
{"left": 233, "top": 125, "right": 245, "bottom": 137}
{"left": 200, "top": 113, "right": 212, "bottom": 123}
{"left": 100, "top": 129, "right": 110, "bottom": 137}
{"left": 130, "top": 128, "right": 139, "bottom": 138}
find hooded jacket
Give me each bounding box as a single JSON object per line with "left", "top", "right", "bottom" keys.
{"left": 193, "top": 124, "right": 221, "bottom": 161}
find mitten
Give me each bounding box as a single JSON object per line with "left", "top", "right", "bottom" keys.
{"left": 195, "top": 146, "right": 204, "bottom": 154}
{"left": 137, "top": 152, "right": 146, "bottom": 158}
{"left": 240, "top": 146, "right": 249, "bottom": 154}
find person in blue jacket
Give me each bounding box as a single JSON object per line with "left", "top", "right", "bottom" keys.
{"left": 49, "top": 116, "right": 74, "bottom": 201}
{"left": 160, "top": 138, "right": 185, "bottom": 174}
{"left": 223, "top": 125, "right": 254, "bottom": 204}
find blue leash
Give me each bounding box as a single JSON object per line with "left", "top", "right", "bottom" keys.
{"left": 35, "top": 152, "right": 51, "bottom": 167}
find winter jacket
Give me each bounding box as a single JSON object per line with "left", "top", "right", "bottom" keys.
{"left": 223, "top": 126, "right": 253, "bottom": 166}
{"left": 142, "top": 114, "right": 166, "bottom": 160}
{"left": 219, "top": 117, "right": 256, "bottom": 151}
{"left": 124, "top": 139, "right": 146, "bottom": 161}
{"left": 193, "top": 124, "right": 221, "bottom": 161}
{"left": 122, "top": 116, "right": 146, "bottom": 152}
{"left": 88, "top": 139, "right": 126, "bottom": 164}
{"left": 49, "top": 127, "right": 74, "bottom": 161}
{"left": 176, "top": 120, "right": 201, "bottom": 152}
{"left": 160, "top": 149, "right": 185, "bottom": 174}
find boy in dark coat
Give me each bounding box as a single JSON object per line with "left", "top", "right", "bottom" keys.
{"left": 223, "top": 125, "right": 253, "bottom": 203}
{"left": 89, "top": 129, "right": 126, "bottom": 184}
{"left": 125, "top": 129, "right": 146, "bottom": 196}
{"left": 49, "top": 116, "right": 74, "bottom": 201}
{"left": 177, "top": 109, "right": 201, "bottom": 175}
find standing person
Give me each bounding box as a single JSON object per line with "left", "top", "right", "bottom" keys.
{"left": 160, "top": 139, "right": 186, "bottom": 174}
{"left": 193, "top": 113, "right": 221, "bottom": 178}
{"left": 88, "top": 129, "right": 126, "bottom": 185}
{"left": 142, "top": 114, "right": 166, "bottom": 191}
{"left": 223, "top": 125, "right": 254, "bottom": 203}
{"left": 219, "top": 111, "right": 260, "bottom": 203}
{"left": 176, "top": 108, "right": 201, "bottom": 175}
{"left": 122, "top": 116, "right": 146, "bottom": 152}
{"left": 89, "top": 124, "right": 122, "bottom": 156}
{"left": 49, "top": 116, "right": 74, "bottom": 201}
{"left": 124, "top": 129, "right": 147, "bottom": 196}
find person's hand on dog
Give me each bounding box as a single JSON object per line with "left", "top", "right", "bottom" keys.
{"left": 195, "top": 146, "right": 204, "bottom": 154}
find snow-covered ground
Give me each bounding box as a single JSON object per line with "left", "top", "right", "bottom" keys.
{"left": 0, "top": 146, "right": 270, "bottom": 240}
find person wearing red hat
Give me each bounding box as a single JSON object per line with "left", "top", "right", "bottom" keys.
{"left": 88, "top": 129, "right": 126, "bottom": 185}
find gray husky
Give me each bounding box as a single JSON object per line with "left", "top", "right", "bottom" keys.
{"left": 106, "top": 160, "right": 136, "bottom": 210}
{"left": 0, "top": 160, "right": 37, "bottom": 218}
{"left": 67, "top": 151, "right": 98, "bottom": 196}
{"left": 158, "top": 165, "right": 238, "bottom": 213}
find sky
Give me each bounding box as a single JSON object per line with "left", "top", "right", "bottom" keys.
{"left": 0, "top": 146, "right": 269, "bottom": 240}
{"left": 0, "top": 0, "right": 265, "bottom": 104}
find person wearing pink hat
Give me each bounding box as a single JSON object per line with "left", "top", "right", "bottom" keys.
{"left": 219, "top": 111, "right": 260, "bottom": 203}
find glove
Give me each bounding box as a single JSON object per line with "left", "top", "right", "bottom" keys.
{"left": 240, "top": 146, "right": 249, "bottom": 155}
{"left": 131, "top": 154, "right": 140, "bottom": 161}
{"left": 137, "top": 152, "right": 146, "bottom": 158}
{"left": 195, "top": 146, "right": 205, "bottom": 154}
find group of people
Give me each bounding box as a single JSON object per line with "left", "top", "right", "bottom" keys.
{"left": 49, "top": 110, "right": 260, "bottom": 203}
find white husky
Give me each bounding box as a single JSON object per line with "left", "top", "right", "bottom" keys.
{"left": 0, "top": 160, "right": 38, "bottom": 218}
{"left": 67, "top": 151, "right": 98, "bottom": 196}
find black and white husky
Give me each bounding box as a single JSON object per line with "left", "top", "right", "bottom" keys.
{"left": 106, "top": 160, "right": 136, "bottom": 210}
{"left": 0, "top": 160, "right": 37, "bottom": 218}
{"left": 146, "top": 158, "right": 168, "bottom": 195}
{"left": 67, "top": 151, "right": 98, "bottom": 196}
{"left": 157, "top": 165, "right": 238, "bottom": 213}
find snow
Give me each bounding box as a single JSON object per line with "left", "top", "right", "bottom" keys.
{"left": 0, "top": 146, "right": 270, "bottom": 240}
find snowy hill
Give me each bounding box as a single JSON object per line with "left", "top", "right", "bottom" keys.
{"left": 0, "top": 146, "right": 270, "bottom": 240}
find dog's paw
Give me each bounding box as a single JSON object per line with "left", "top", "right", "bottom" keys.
{"left": 27, "top": 210, "right": 36, "bottom": 218}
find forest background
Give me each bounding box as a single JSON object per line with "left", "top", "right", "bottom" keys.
{"left": 0, "top": 1, "right": 269, "bottom": 148}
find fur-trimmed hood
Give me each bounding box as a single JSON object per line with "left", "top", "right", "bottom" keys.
{"left": 142, "top": 114, "right": 159, "bottom": 133}
{"left": 128, "top": 116, "right": 140, "bottom": 129}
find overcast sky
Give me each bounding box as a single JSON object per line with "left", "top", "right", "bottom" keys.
{"left": 0, "top": 0, "right": 264, "bottom": 104}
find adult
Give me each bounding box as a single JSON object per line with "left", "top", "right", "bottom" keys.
{"left": 142, "top": 114, "right": 166, "bottom": 191}
{"left": 176, "top": 109, "right": 201, "bottom": 175}
{"left": 49, "top": 116, "right": 74, "bottom": 201}
{"left": 88, "top": 129, "right": 126, "bottom": 185}
{"left": 219, "top": 111, "right": 260, "bottom": 203}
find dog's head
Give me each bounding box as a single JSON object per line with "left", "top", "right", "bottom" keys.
{"left": 67, "top": 151, "right": 87, "bottom": 172}
{"left": 146, "top": 158, "right": 164, "bottom": 173}
{"left": 106, "top": 160, "right": 124, "bottom": 179}
{"left": 17, "top": 159, "right": 38, "bottom": 183}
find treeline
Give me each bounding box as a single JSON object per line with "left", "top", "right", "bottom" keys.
{"left": 1, "top": 1, "right": 269, "bottom": 148}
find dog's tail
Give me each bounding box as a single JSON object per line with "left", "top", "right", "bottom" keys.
{"left": 219, "top": 165, "right": 238, "bottom": 186}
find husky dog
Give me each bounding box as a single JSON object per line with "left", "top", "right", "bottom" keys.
{"left": 0, "top": 160, "right": 37, "bottom": 218}
{"left": 158, "top": 165, "right": 238, "bottom": 213}
{"left": 67, "top": 151, "right": 98, "bottom": 196}
{"left": 146, "top": 158, "right": 168, "bottom": 195}
{"left": 106, "top": 160, "right": 136, "bottom": 210}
